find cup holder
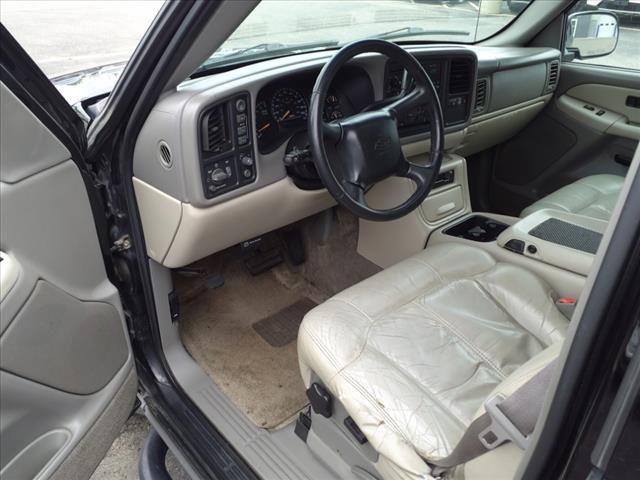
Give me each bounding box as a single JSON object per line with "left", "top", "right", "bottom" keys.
{"left": 444, "top": 215, "right": 509, "bottom": 242}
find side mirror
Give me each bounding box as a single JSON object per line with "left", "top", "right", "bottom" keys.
{"left": 566, "top": 11, "right": 619, "bottom": 60}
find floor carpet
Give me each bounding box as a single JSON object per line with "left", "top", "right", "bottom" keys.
{"left": 176, "top": 209, "right": 380, "bottom": 429}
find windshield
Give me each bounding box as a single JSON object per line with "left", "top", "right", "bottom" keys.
{"left": 199, "top": 0, "right": 534, "bottom": 72}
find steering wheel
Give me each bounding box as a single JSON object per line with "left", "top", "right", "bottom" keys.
{"left": 308, "top": 39, "right": 444, "bottom": 221}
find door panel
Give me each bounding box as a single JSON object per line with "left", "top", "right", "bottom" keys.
{"left": 488, "top": 62, "right": 639, "bottom": 216}
{"left": 0, "top": 80, "right": 135, "bottom": 479}
{"left": 559, "top": 83, "right": 640, "bottom": 140}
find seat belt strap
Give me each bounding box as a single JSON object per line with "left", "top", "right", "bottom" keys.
{"left": 430, "top": 361, "right": 556, "bottom": 475}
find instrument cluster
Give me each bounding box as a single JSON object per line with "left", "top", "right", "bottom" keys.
{"left": 254, "top": 66, "right": 373, "bottom": 154}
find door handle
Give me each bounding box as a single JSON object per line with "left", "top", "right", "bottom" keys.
{"left": 615, "top": 154, "right": 632, "bottom": 167}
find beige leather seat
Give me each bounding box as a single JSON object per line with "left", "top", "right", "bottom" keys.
{"left": 521, "top": 174, "right": 624, "bottom": 221}
{"left": 298, "top": 243, "right": 568, "bottom": 479}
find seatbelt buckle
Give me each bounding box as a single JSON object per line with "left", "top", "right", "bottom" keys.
{"left": 478, "top": 394, "right": 530, "bottom": 450}
{"left": 556, "top": 297, "right": 577, "bottom": 319}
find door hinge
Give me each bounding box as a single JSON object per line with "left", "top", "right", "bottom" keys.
{"left": 111, "top": 234, "right": 132, "bottom": 252}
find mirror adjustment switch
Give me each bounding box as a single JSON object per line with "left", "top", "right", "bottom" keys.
{"left": 307, "top": 383, "right": 332, "bottom": 418}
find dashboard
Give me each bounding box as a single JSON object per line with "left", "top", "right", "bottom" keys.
{"left": 253, "top": 54, "right": 476, "bottom": 156}
{"left": 132, "top": 44, "right": 561, "bottom": 267}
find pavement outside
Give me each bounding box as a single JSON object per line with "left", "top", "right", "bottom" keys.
{"left": 89, "top": 414, "right": 190, "bottom": 480}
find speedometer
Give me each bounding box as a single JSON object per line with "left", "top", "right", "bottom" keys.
{"left": 271, "top": 88, "right": 308, "bottom": 125}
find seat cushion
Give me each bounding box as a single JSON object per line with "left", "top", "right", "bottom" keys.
{"left": 521, "top": 174, "right": 624, "bottom": 221}
{"left": 297, "top": 244, "right": 568, "bottom": 476}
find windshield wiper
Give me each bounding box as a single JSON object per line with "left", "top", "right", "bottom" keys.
{"left": 193, "top": 40, "right": 339, "bottom": 76}
{"left": 217, "top": 42, "right": 290, "bottom": 60}
{"left": 372, "top": 26, "right": 470, "bottom": 41}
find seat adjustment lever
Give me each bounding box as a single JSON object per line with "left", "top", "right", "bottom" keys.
{"left": 307, "top": 383, "right": 332, "bottom": 418}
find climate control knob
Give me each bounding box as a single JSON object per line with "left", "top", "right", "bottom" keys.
{"left": 211, "top": 168, "right": 229, "bottom": 184}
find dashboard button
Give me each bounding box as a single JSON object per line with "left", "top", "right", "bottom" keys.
{"left": 240, "top": 153, "right": 254, "bottom": 167}
{"left": 243, "top": 168, "right": 252, "bottom": 179}
{"left": 235, "top": 98, "right": 247, "bottom": 113}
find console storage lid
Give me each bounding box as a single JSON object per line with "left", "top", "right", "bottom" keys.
{"left": 497, "top": 209, "right": 608, "bottom": 276}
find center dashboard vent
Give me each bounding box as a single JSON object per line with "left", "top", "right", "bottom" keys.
{"left": 546, "top": 60, "right": 560, "bottom": 92}
{"left": 448, "top": 58, "right": 473, "bottom": 94}
{"left": 474, "top": 78, "right": 488, "bottom": 114}
{"left": 202, "top": 103, "right": 232, "bottom": 154}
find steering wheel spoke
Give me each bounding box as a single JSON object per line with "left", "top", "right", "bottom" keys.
{"left": 342, "top": 181, "right": 367, "bottom": 206}
{"left": 397, "top": 159, "right": 436, "bottom": 187}
{"left": 384, "top": 87, "right": 426, "bottom": 118}
{"left": 322, "top": 120, "right": 342, "bottom": 144}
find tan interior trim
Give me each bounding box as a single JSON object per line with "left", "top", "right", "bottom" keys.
{"left": 497, "top": 209, "right": 607, "bottom": 277}
{"left": 357, "top": 154, "right": 471, "bottom": 268}
{"left": 557, "top": 94, "right": 628, "bottom": 135}
{"left": 164, "top": 177, "right": 335, "bottom": 268}
{"left": 568, "top": 83, "right": 640, "bottom": 124}
{"left": 455, "top": 98, "right": 550, "bottom": 157}
{"left": 133, "top": 177, "right": 183, "bottom": 264}
{"left": 401, "top": 130, "right": 466, "bottom": 157}
{"left": 428, "top": 213, "right": 586, "bottom": 299}
{"left": 471, "top": 95, "right": 552, "bottom": 123}
{"left": 134, "top": 175, "right": 336, "bottom": 268}
{"left": 558, "top": 85, "right": 640, "bottom": 141}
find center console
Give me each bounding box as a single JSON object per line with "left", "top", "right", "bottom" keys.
{"left": 443, "top": 215, "right": 508, "bottom": 242}
{"left": 426, "top": 207, "right": 606, "bottom": 300}
{"left": 495, "top": 209, "right": 607, "bottom": 276}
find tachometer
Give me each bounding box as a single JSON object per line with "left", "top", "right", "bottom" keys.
{"left": 255, "top": 99, "right": 278, "bottom": 147}
{"left": 271, "top": 87, "right": 308, "bottom": 125}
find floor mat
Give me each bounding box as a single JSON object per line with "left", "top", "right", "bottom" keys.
{"left": 253, "top": 298, "right": 317, "bottom": 347}
{"left": 178, "top": 253, "right": 315, "bottom": 429}
{"left": 177, "top": 209, "right": 381, "bottom": 429}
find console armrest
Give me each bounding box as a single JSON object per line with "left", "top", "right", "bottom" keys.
{"left": 497, "top": 209, "right": 608, "bottom": 276}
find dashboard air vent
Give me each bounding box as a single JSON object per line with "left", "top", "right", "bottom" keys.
{"left": 546, "top": 61, "right": 559, "bottom": 92}
{"left": 474, "top": 78, "right": 488, "bottom": 114}
{"left": 448, "top": 59, "right": 473, "bottom": 94}
{"left": 203, "top": 104, "right": 231, "bottom": 154}
{"left": 158, "top": 141, "right": 173, "bottom": 168}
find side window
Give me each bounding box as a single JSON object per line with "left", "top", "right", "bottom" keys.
{"left": 566, "top": 0, "right": 640, "bottom": 70}
{"left": 0, "top": 1, "right": 164, "bottom": 105}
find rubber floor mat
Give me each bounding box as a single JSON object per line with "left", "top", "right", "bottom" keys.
{"left": 252, "top": 298, "right": 316, "bottom": 347}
